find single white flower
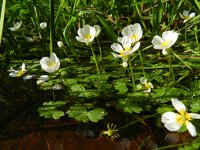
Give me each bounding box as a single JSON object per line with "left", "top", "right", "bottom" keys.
{"left": 40, "top": 53, "right": 60, "bottom": 73}
{"left": 122, "top": 61, "right": 128, "bottom": 67}
{"left": 111, "top": 36, "right": 140, "bottom": 60}
{"left": 57, "top": 41, "right": 64, "bottom": 48}
{"left": 161, "top": 98, "right": 200, "bottom": 137}
{"left": 76, "top": 25, "right": 98, "bottom": 44}
{"left": 9, "top": 63, "right": 26, "bottom": 77}
{"left": 152, "top": 31, "right": 178, "bottom": 55}
{"left": 9, "top": 21, "right": 22, "bottom": 31}
{"left": 118, "top": 23, "right": 143, "bottom": 43}
{"left": 180, "top": 10, "right": 195, "bottom": 23}
{"left": 40, "top": 22, "right": 47, "bottom": 29}
{"left": 37, "top": 75, "right": 49, "bottom": 85}
{"left": 140, "top": 77, "right": 153, "bottom": 92}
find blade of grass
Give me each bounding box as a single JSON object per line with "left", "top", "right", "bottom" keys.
{"left": 155, "top": 0, "right": 162, "bottom": 33}
{"left": 0, "top": 0, "right": 6, "bottom": 46}
{"left": 49, "top": 0, "right": 55, "bottom": 54}
{"left": 96, "top": 15, "right": 117, "bottom": 42}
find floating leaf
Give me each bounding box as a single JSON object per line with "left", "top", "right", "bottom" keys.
{"left": 114, "top": 81, "right": 128, "bottom": 94}
{"left": 71, "top": 84, "right": 85, "bottom": 92}
{"left": 117, "top": 99, "right": 142, "bottom": 114}
{"left": 87, "top": 108, "right": 107, "bottom": 122}
{"left": 38, "top": 101, "right": 66, "bottom": 119}
{"left": 79, "top": 91, "right": 100, "bottom": 98}
{"left": 67, "top": 104, "right": 107, "bottom": 123}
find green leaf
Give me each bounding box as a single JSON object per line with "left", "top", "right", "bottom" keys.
{"left": 64, "top": 78, "right": 77, "bottom": 85}
{"left": 67, "top": 104, "right": 107, "bottom": 123}
{"left": 117, "top": 99, "right": 143, "bottom": 114}
{"left": 71, "top": 84, "right": 85, "bottom": 92}
{"left": 87, "top": 108, "right": 107, "bottom": 122}
{"left": 114, "top": 81, "right": 128, "bottom": 94}
{"left": 79, "top": 91, "right": 100, "bottom": 98}
{"left": 38, "top": 101, "right": 66, "bottom": 120}
{"left": 157, "top": 105, "right": 173, "bottom": 114}
{"left": 190, "top": 101, "right": 200, "bottom": 113}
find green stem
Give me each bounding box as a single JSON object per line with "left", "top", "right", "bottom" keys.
{"left": 49, "top": 0, "right": 55, "bottom": 54}
{"left": 90, "top": 45, "right": 100, "bottom": 75}
{"left": 128, "top": 58, "right": 136, "bottom": 92}
{"left": 97, "top": 38, "right": 102, "bottom": 61}
{"left": 194, "top": 25, "right": 198, "bottom": 44}
{"left": 167, "top": 51, "right": 175, "bottom": 81}
{"left": 0, "top": 0, "right": 6, "bottom": 46}
{"left": 184, "top": 22, "right": 187, "bottom": 42}
{"left": 138, "top": 49, "right": 145, "bottom": 77}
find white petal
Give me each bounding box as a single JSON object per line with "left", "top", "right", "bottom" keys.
{"left": 164, "top": 122, "right": 182, "bottom": 131}
{"left": 77, "top": 28, "right": 85, "bottom": 38}
{"left": 186, "top": 121, "right": 197, "bottom": 137}
{"left": 162, "top": 49, "right": 168, "bottom": 55}
{"left": 189, "top": 113, "right": 200, "bottom": 119}
{"left": 162, "top": 31, "right": 173, "bottom": 41}
{"left": 94, "top": 25, "right": 101, "bottom": 37}
{"left": 179, "top": 13, "right": 184, "bottom": 19}
{"left": 121, "top": 26, "right": 132, "bottom": 36}
{"left": 152, "top": 35, "right": 163, "bottom": 47}
{"left": 170, "top": 32, "right": 178, "bottom": 46}
{"left": 111, "top": 52, "right": 121, "bottom": 58}
{"left": 140, "top": 77, "right": 147, "bottom": 84}
{"left": 117, "top": 37, "right": 123, "bottom": 43}
{"left": 189, "top": 13, "right": 195, "bottom": 18}
{"left": 40, "top": 22, "right": 47, "bottom": 29}
{"left": 171, "top": 98, "right": 186, "bottom": 114}
{"left": 57, "top": 41, "right": 64, "bottom": 48}
{"left": 21, "top": 63, "right": 26, "bottom": 71}
{"left": 149, "top": 82, "right": 153, "bottom": 88}
{"left": 128, "top": 42, "right": 140, "bottom": 54}
{"left": 121, "top": 36, "right": 132, "bottom": 48}
{"left": 183, "top": 10, "right": 189, "bottom": 17}
{"left": 111, "top": 43, "right": 123, "bottom": 53}
{"left": 161, "top": 112, "right": 177, "bottom": 124}
{"left": 76, "top": 36, "right": 85, "bottom": 43}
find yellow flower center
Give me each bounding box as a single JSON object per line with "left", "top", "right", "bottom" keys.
{"left": 176, "top": 112, "right": 192, "bottom": 125}
{"left": 48, "top": 61, "right": 56, "bottom": 67}
{"left": 144, "top": 82, "right": 151, "bottom": 90}
{"left": 161, "top": 41, "right": 170, "bottom": 47}
{"left": 16, "top": 70, "right": 26, "bottom": 77}
{"left": 84, "top": 34, "right": 92, "bottom": 40}
{"left": 131, "top": 34, "right": 138, "bottom": 41}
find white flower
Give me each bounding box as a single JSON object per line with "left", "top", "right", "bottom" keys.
{"left": 57, "top": 41, "right": 64, "bottom": 48}
{"left": 140, "top": 77, "right": 153, "bottom": 92}
{"left": 37, "top": 75, "right": 49, "bottom": 85}
{"left": 40, "top": 53, "right": 60, "bottom": 73}
{"left": 161, "top": 98, "right": 200, "bottom": 137}
{"left": 111, "top": 36, "right": 140, "bottom": 60}
{"left": 152, "top": 31, "right": 178, "bottom": 55}
{"left": 180, "top": 10, "right": 196, "bottom": 23}
{"left": 118, "top": 23, "right": 143, "bottom": 43}
{"left": 37, "top": 75, "right": 49, "bottom": 84}
{"left": 122, "top": 61, "right": 128, "bottom": 67}
{"left": 40, "top": 22, "right": 47, "bottom": 29}
{"left": 9, "top": 21, "right": 22, "bottom": 31}
{"left": 76, "top": 25, "right": 99, "bottom": 44}
{"left": 52, "top": 84, "right": 62, "bottom": 90}
{"left": 9, "top": 63, "right": 26, "bottom": 77}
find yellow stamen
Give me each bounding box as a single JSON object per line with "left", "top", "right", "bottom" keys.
{"left": 48, "top": 61, "right": 56, "bottom": 67}
{"left": 161, "top": 41, "right": 169, "bottom": 47}
{"left": 131, "top": 34, "right": 138, "bottom": 41}
{"left": 84, "top": 34, "right": 92, "bottom": 40}
{"left": 176, "top": 112, "right": 192, "bottom": 125}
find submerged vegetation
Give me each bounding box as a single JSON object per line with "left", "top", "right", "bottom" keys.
{"left": 1, "top": 0, "right": 200, "bottom": 149}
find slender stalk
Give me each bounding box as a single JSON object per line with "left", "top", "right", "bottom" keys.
{"left": 184, "top": 22, "right": 188, "bottom": 42}
{"left": 128, "top": 58, "right": 136, "bottom": 92}
{"left": 0, "top": 0, "right": 6, "bottom": 46}
{"left": 97, "top": 38, "right": 102, "bottom": 61}
{"left": 194, "top": 25, "right": 198, "bottom": 44}
{"left": 90, "top": 45, "right": 100, "bottom": 75}
{"left": 138, "top": 49, "right": 145, "bottom": 77}
{"left": 167, "top": 51, "right": 175, "bottom": 81}
{"left": 49, "top": 0, "right": 55, "bottom": 54}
